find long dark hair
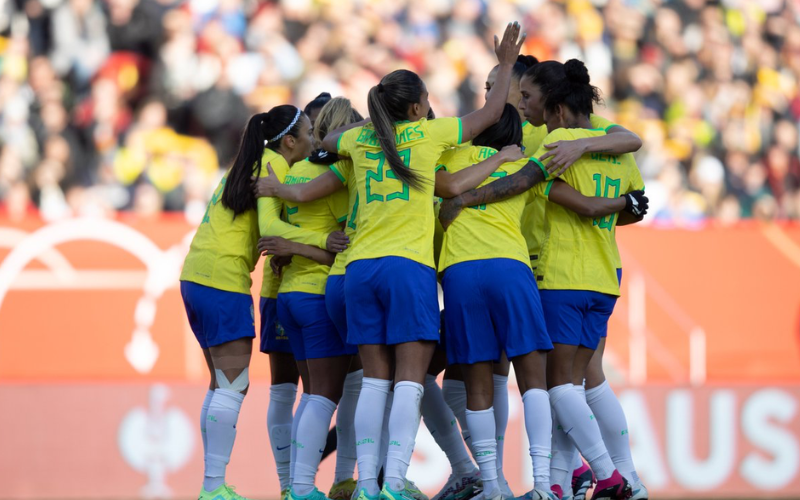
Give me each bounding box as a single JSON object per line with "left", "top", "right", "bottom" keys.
{"left": 472, "top": 103, "right": 523, "bottom": 151}
{"left": 527, "top": 59, "right": 602, "bottom": 117}
{"left": 367, "top": 69, "right": 426, "bottom": 190}
{"left": 222, "top": 105, "right": 305, "bottom": 215}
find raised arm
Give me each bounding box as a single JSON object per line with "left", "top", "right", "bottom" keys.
{"left": 253, "top": 165, "right": 345, "bottom": 203}
{"left": 258, "top": 236, "right": 336, "bottom": 267}
{"left": 459, "top": 23, "right": 525, "bottom": 143}
{"left": 539, "top": 125, "right": 643, "bottom": 176}
{"left": 435, "top": 145, "right": 524, "bottom": 198}
{"left": 438, "top": 159, "right": 548, "bottom": 229}
{"left": 322, "top": 118, "right": 371, "bottom": 154}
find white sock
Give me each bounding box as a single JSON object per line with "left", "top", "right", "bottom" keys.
{"left": 551, "top": 412, "right": 576, "bottom": 496}
{"left": 379, "top": 390, "right": 394, "bottom": 474}
{"left": 200, "top": 389, "right": 214, "bottom": 454}
{"left": 293, "top": 395, "right": 338, "bottom": 495}
{"left": 571, "top": 451, "right": 584, "bottom": 471}
{"left": 268, "top": 383, "right": 297, "bottom": 491}
{"left": 586, "top": 381, "right": 641, "bottom": 487}
{"left": 467, "top": 408, "right": 499, "bottom": 494}
{"left": 385, "top": 381, "right": 424, "bottom": 491}
{"left": 334, "top": 370, "right": 362, "bottom": 484}
{"left": 422, "top": 375, "right": 475, "bottom": 475}
{"left": 291, "top": 393, "right": 311, "bottom": 484}
{"left": 493, "top": 375, "right": 510, "bottom": 485}
{"left": 355, "top": 378, "right": 391, "bottom": 496}
{"left": 204, "top": 388, "right": 245, "bottom": 492}
{"left": 549, "top": 384, "right": 615, "bottom": 481}
{"left": 442, "top": 379, "right": 476, "bottom": 458}
{"left": 522, "top": 389, "right": 552, "bottom": 491}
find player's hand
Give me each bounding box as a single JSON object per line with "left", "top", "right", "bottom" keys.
{"left": 494, "top": 22, "right": 526, "bottom": 66}
{"left": 438, "top": 196, "right": 464, "bottom": 231}
{"left": 259, "top": 236, "right": 296, "bottom": 257}
{"left": 539, "top": 139, "right": 587, "bottom": 178}
{"left": 270, "top": 255, "right": 292, "bottom": 277}
{"left": 623, "top": 190, "right": 649, "bottom": 217}
{"left": 499, "top": 144, "right": 524, "bottom": 163}
{"left": 250, "top": 163, "right": 281, "bottom": 198}
{"left": 326, "top": 231, "right": 349, "bottom": 253}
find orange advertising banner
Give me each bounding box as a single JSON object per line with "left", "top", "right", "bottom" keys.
{"left": 1, "top": 215, "right": 799, "bottom": 498}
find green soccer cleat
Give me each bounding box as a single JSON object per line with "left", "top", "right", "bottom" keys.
{"left": 355, "top": 487, "right": 381, "bottom": 500}
{"left": 404, "top": 479, "right": 429, "bottom": 500}
{"left": 198, "top": 483, "right": 252, "bottom": 500}
{"left": 381, "top": 481, "right": 428, "bottom": 500}
{"left": 329, "top": 479, "right": 358, "bottom": 500}
{"left": 281, "top": 489, "right": 290, "bottom": 500}
{"left": 289, "top": 486, "right": 333, "bottom": 500}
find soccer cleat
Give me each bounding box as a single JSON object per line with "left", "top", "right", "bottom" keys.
{"left": 513, "top": 489, "right": 559, "bottom": 500}
{"left": 198, "top": 483, "right": 252, "bottom": 500}
{"left": 590, "top": 471, "right": 632, "bottom": 500}
{"left": 380, "top": 483, "right": 418, "bottom": 500}
{"left": 629, "top": 484, "right": 647, "bottom": 500}
{"left": 551, "top": 485, "right": 564, "bottom": 500}
{"left": 329, "top": 479, "right": 358, "bottom": 500}
{"left": 354, "top": 488, "right": 380, "bottom": 500}
{"left": 281, "top": 489, "right": 290, "bottom": 500}
{"left": 431, "top": 469, "right": 481, "bottom": 500}
{"left": 289, "top": 486, "right": 333, "bottom": 500}
{"left": 572, "top": 464, "right": 596, "bottom": 500}
{"left": 404, "top": 479, "right": 430, "bottom": 500}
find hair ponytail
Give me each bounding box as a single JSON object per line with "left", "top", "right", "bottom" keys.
{"left": 222, "top": 105, "right": 305, "bottom": 215}
{"left": 528, "top": 59, "right": 602, "bottom": 118}
{"left": 367, "top": 70, "right": 426, "bottom": 190}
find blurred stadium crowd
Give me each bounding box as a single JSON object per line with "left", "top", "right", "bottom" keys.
{"left": 0, "top": 0, "right": 798, "bottom": 225}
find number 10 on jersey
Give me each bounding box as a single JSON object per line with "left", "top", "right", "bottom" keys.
{"left": 592, "top": 173, "right": 621, "bottom": 231}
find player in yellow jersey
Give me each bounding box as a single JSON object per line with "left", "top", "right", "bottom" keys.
{"left": 259, "top": 92, "right": 336, "bottom": 500}
{"left": 529, "top": 60, "right": 644, "bottom": 500}
{"left": 514, "top": 61, "right": 647, "bottom": 500}
{"left": 256, "top": 98, "right": 365, "bottom": 500}
{"left": 180, "top": 104, "right": 349, "bottom": 500}
{"left": 315, "top": 23, "right": 526, "bottom": 500}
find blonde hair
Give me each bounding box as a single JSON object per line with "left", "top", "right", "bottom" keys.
{"left": 314, "top": 97, "right": 364, "bottom": 144}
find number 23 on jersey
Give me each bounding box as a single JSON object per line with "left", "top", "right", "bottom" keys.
{"left": 365, "top": 149, "right": 411, "bottom": 203}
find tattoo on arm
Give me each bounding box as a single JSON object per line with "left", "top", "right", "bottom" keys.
{"left": 458, "top": 161, "right": 546, "bottom": 208}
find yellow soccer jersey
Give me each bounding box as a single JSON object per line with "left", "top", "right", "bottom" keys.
{"left": 277, "top": 159, "right": 349, "bottom": 295}
{"left": 521, "top": 115, "right": 618, "bottom": 267}
{"left": 256, "top": 150, "right": 335, "bottom": 299}
{"left": 180, "top": 171, "right": 260, "bottom": 294}
{"left": 533, "top": 128, "right": 644, "bottom": 296}
{"left": 437, "top": 145, "right": 541, "bottom": 272}
{"left": 329, "top": 158, "right": 358, "bottom": 276}
{"left": 337, "top": 117, "right": 463, "bottom": 268}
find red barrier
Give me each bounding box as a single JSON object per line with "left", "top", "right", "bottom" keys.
{"left": 1, "top": 215, "right": 799, "bottom": 498}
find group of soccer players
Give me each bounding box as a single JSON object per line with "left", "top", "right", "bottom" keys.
{"left": 179, "top": 22, "right": 650, "bottom": 500}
